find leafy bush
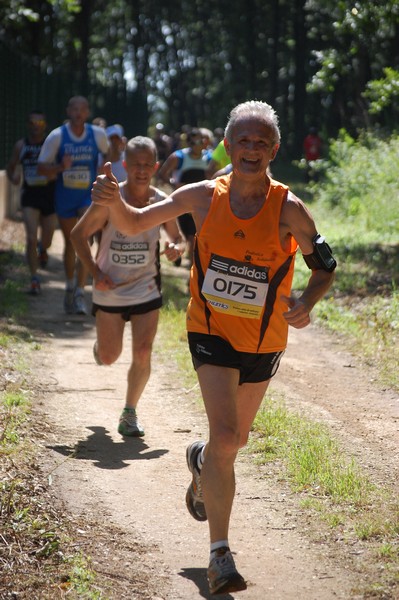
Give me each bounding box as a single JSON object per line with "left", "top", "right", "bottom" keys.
{"left": 316, "top": 131, "right": 399, "bottom": 240}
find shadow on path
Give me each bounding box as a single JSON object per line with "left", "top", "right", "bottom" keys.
{"left": 48, "top": 425, "right": 169, "bottom": 469}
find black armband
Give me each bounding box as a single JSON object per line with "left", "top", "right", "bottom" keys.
{"left": 303, "top": 234, "right": 337, "bottom": 272}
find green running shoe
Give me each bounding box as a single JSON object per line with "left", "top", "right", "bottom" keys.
{"left": 118, "top": 408, "right": 145, "bottom": 437}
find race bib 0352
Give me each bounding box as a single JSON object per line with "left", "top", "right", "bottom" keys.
{"left": 109, "top": 240, "right": 150, "bottom": 268}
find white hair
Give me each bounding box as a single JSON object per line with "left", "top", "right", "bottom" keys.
{"left": 224, "top": 101, "right": 281, "bottom": 144}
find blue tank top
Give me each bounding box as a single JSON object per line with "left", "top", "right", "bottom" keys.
{"left": 56, "top": 124, "right": 99, "bottom": 208}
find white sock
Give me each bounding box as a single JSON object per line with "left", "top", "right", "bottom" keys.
{"left": 210, "top": 540, "right": 229, "bottom": 561}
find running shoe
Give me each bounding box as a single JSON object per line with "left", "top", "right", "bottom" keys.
{"left": 73, "top": 292, "right": 88, "bottom": 315}
{"left": 64, "top": 289, "right": 75, "bottom": 314}
{"left": 185, "top": 440, "right": 207, "bottom": 521}
{"left": 29, "top": 277, "right": 41, "bottom": 295}
{"left": 93, "top": 341, "right": 103, "bottom": 366}
{"left": 37, "top": 242, "right": 47, "bottom": 268}
{"left": 37, "top": 242, "right": 49, "bottom": 269}
{"left": 118, "top": 408, "right": 145, "bottom": 437}
{"left": 39, "top": 249, "right": 49, "bottom": 269}
{"left": 207, "top": 547, "right": 247, "bottom": 595}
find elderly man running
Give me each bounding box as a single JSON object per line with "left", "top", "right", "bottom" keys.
{"left": 90, "top": 100, "right": 336, "bottom": 595}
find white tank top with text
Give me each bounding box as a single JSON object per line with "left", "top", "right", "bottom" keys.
{"left": 93, "top": 188, "right": 165, "bottom": 307}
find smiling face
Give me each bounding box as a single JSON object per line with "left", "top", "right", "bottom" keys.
{"left": 224, "top": 117, "right": 279, "bottom": 179}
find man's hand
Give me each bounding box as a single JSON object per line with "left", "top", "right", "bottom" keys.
{"left": 162, "top": 241, "right": 183, "bottom": 263}
{"left": 92, "top": 162, "right": 120, "bottom": 206}
{"left": 61, "top": 154, "right": 73, "bottom": 170}
{"left": 94, "top": 270, "right": 116, "bottom": 291}
{"left": 9, "top": 171, "right": 21, "bottom": 186}
{"left": 281, "top": 295, "right": 311, "bottom": 329}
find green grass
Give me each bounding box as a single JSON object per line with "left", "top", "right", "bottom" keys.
{"left": 286, "top": 133, "right": 399, "bottom": 391}
{"left": 0, "top": 390, "right": 29, "bottom": 446}
{"left": 249, "top": 395, "right": 372, "bottom": 503}
{"left": 158, "top": 301, "right": 195, "bottom": 388}
{"left": 0, "top": 249, "right": 28, "bottom": 319}
{"left": 248, "top": 393, "right": 399, "bottom": 592}
{"left": 66, "top": 555, "right": 102, "bottom": 598}
{"left": 0, "top": 279, "right": 28, "bottom": 317}
{"left": 157, "top": 264, "right": 199, "bottom": 393}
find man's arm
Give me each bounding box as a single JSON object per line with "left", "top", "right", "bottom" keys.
{"left": 162, "top": 218, "right": 186, "bottom": 262}
{"left": 280, "top": 192, "right": 336, "bottom": 328}
{"left": 6, "top": 140, "right": 23, "bottom": 185}
{"left": 282, "top": 269, "right": 334, "bottom": 329}
{"left": 37, "top": 155, "right": 73, "bottom": 179}
{"left": 205, "top": 158, "right": 220, "bottom": 178}
{"left": 92, "top": 162, "right": 205, "bottom": 236}
{"left": 156, "top": 153, "right": 179, "bottom": 186}
{"left": 37, "top": 129, "right": 73, "bottom": 178}
{"left": 93, "top": 126, "right": 110, "bottom": 155}
{"left": 70, "top": 204, "right": 108, "bottom": 280}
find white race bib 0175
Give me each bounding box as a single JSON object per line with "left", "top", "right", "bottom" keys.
{"left": 202, "top": 254, "right": 269, "bottom": 319}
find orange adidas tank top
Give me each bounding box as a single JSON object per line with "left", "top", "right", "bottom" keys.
{"left": 186, "top": 175, "right": 298, "bottom": 353}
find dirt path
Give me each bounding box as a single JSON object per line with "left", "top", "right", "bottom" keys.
{"left": 24, "top": 229, "right": 399, "bottom": 599}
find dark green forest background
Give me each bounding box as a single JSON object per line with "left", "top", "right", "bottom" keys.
{"left": 1, "top": 0, "right": 399, "bottom": 167}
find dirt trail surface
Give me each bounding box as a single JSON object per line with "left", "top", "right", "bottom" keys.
{"left": 10, "top": 226, "right": 399, "bottom": 599}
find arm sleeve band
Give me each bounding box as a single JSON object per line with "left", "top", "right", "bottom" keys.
{"left": 303, "top": 234, "right": 337, "bottom": 272}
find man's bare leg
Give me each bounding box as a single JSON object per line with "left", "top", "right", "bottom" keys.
{"left": 125, "top": 310, "right": 159, "bottom": 410}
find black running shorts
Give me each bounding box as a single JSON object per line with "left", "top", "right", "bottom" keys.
{"left": 21, "top": 182, "right": 56, "bottom": 216}
{"left": 187, "top": 332, "right": 284, "bottom": 385}
{"left": 92, "top": 296, "right": 162, "bottom": 322}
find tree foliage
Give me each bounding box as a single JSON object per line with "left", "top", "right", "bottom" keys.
{"left": 1, "top": 0, "right": 399, "bottom": 154}
{"left": 363, "top": 67, "right": 399, "bottom": 131}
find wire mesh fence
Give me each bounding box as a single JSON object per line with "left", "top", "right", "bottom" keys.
{"left": 0, "top": 40, "right": 148, "bottom": 169}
